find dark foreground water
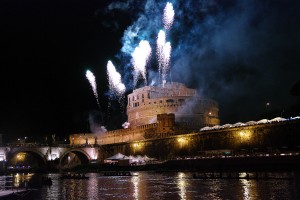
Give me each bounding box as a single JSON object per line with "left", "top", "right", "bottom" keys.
{"left": 1, "top": 172, "right": 300, "bottom": 200}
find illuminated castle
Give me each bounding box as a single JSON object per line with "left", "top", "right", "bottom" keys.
{"left": 70, "top": 82, "right": 219, "bottom": 145}
{"left": 127, "top": 82, "right": 219, "bottom": 128}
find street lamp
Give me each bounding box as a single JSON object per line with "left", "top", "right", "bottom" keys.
{"left": 208, "top": 112, "right": 212, "bottom": 126}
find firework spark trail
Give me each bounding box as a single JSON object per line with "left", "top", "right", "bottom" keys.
{"left": 162, "top": 41, "right": 172, "bottom": 84}
{"left": 156, "top": 30, "right": 166, "bottom": 83}
{"left": 163, "top": 2, "right": 175, "bottom": 30}
{"left": 86, "top": 70, "right": 101, "bottom": 109}
{"left": 106, "top": 60, "right": 126, "bottom": 97}
{"left": 156, "top": 30, "right": 172, "bottom": 85}
{"left": 132, "top": 40, "right": 152, "bottom": 87}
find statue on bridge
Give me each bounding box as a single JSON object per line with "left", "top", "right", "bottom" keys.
{"left": 52, "top": 134, "right": 56, "bottom": 144}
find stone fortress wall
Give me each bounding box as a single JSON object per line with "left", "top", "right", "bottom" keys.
{"left": 70, "top": 82, "right": 220, "bottom": 146}
{"left": 70, "top": 114, "right": 178, "bottom": 146}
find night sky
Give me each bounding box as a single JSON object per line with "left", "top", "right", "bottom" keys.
{"left": 1, "top": 0, "right": 300, "bottom": 142}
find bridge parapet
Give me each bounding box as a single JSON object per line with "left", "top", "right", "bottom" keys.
{"left": 0, "top": 144, "right": 101, "bottom": 168}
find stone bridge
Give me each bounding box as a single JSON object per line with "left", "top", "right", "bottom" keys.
{"left": 0, "top": 144, "right": 100, "bottom": 169}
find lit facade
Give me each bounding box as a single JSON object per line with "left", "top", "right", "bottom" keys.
{"left": 127, "top": 82, "right": 219, "bottom": 128}
{"left": 70, "top": 82, "right": 220, "bottom": 145}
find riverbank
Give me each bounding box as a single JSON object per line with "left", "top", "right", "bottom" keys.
{"left": 63, "top": 154, "right": 300, "bottom": 173}
{"left": 162, "top": 154, "right": 300, "bottom": 172}
{"left": 0, "top": 189, "right": 35, "bottom": 200}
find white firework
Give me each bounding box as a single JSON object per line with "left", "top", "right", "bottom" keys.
{"left": 156, "top": 30, "right": 166, "bottom": 81}
{"left": 132, "top": 40, "right": 152, "bottom": 86}
{"left": 107, "top": 60, "right": 126, "bottom": 97}
{"left": 157, "top": 30, "right": 166, "bottom": 56}
{"left": 163, "top": 2, "right": 175, "bottom": 30}
{"left": 161, "top": 42, "right": 171, "bottom": 83}
{"left": 86, "top": 70, "right": 100, "bottom": 108}
{"left": 156, "top": 30, "right": 172, "bottom": 85}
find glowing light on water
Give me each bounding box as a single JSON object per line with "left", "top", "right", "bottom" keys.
{"left": 177, "top": 172, "right": 187, "bottom": 200}
{"left": 107, "top": 60, "right": 126, "bottom": 97}
{"left": 132, "top": 40, "right": 152, "bottom": 86}
{"left": 163, "top": 2, "right": 175, "bottom": 30}
{"left": 86, "top": 70, "right": 100, "bottom": 108}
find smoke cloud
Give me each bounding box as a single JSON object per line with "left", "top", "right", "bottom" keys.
{"left": 106, "top": 0, "right": 300, "bottom": 123}
{"left": 88, "top": 111, "right": 107, "bottom": 134}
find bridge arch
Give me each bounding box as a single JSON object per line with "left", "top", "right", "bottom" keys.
{"left": 59, "top": 149, "right": 91, "bottom": 167}
{"left": 7, "top": 148, "right": 47, "bottom": 169}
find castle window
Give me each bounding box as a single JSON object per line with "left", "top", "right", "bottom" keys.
{"left": 148, "top": 93, "right": 150, "bottom": 98}
{"left": 137, "top": 95, "right": 139, "bottom": 100}
{"left": 160, "top": 100, "right": 162, "bottom": 103}
{"left": 166, "top": 99, "right": 174, "bottom": 103}
{"left": 142, "top": 94, "right": 144, "bottom": 98}
{"left": 178, "top": 99, "right": 185, "bottom": 103}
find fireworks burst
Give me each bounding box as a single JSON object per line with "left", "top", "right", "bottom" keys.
{"left": 163, "top": 2, "right": 175, "bottom": 30}
{"left": 132, "top": 40, "right": 152, "bottom": 87}
{"left": 161, "top": 41, "right": 171, "bottom": 83}
{"left": 156, "top": 30, "right": 166, "bottom": 82}
{"left": 156, "top": 30, "right": 172, "bottom": 85}
{"left": 86, "top": 70, "right": 101, "bottom": 108}
{"left": 107, "top": 60, "right": 126, "bottom": 97}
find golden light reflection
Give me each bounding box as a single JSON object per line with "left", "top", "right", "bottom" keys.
{"left": 13, "top": 173, "right": 34, "bottom": 188}
{"left": 177, "top": 172, "right": 187, "bottom": 200}
{"left": 240, "top": 178, "right": 250, "bottom": 200}
{"left": 240, "top": 172, "right": 259, "bottom": 200}
{"left": 131, "top": 175, "right": 139, "bottom": 200}
{"left": 239, "top": 172, "right": 259, "bottom": 200}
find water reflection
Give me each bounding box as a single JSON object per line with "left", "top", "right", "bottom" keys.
{"left": 87, "top": 174, "right": 99, "bottom": 200}
{"left": 177, "top": 172, "right": 187, "bottom": 200}
{"left": 239, "top": 175, "right": 251, "bottom": 200}
{"left": 0, "top": 172, "right": 298, "bottom": 200}
{"left": 131, "top": 174, "right": 139, "bottom": 200}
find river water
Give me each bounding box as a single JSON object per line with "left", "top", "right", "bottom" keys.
{"left": 1, "top": 172, "right": 300, "bottom": 200}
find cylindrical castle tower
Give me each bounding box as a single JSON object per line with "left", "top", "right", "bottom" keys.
{"left": 127, "top": 82, "right": 219, "bottom": 129}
